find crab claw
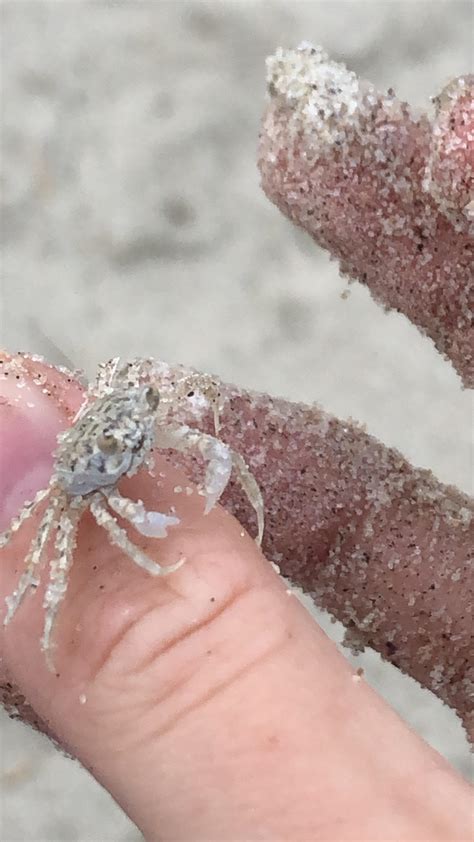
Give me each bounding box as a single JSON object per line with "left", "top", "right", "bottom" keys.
{"left": 200, "top": 438, "right": 233, "bottom": 515}
{"left": 134, "top": 510, "right": 181, "bottom": 538}
{"left": 104, "top": 491, "right": 180, "bottom": 538}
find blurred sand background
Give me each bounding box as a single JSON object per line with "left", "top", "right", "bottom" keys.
{"left": 0, "top": 1, "right": 472, "bottom": 839}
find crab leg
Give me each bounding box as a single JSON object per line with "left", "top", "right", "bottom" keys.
{"left": 88, "top": 356, "right": 122, "bottom": 400}
{"left": 103, "top": 489, "right": 180, "bottom": 538}
{"left": 41, "top": 502, "right": 84, "bottom": 669}
{"left": 0, "top": 486, "right": 51, "bottom": 549}
{"left": 99, "top": 357, "right": 155, "bottom": 393}
{"left": 90, "top": 494, "right": 185, "bottom": 575}
{"left": 226, "top": 450, "right": 265, "bottom": 546}
{"left": 4, "top": 494, "right": 62, "bottom": 624}
{"left": 155, "top": 423, "right": 264, "bottom": 544}
{"left": 160, "top": 373, "right": 223, "bottom": 435}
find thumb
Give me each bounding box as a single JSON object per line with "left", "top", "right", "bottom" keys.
{"left": 1, "top": 353, "right": 471, "bottom": 841}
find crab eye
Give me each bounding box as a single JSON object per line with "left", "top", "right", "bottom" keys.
{"left": 145, "top": 386, "right": 160, "bottom": 410}
{"left": 97, "top": 433, "right": 119, "bottom": 453}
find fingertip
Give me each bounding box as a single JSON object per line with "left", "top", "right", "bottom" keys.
{"left": 0, "top": 351, "right": 272, "bottom": 726}
{"left": 426, "top": 75, "right": 474, "bottom": 226}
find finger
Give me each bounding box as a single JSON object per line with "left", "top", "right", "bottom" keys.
{"left": 425, "top": 75, "right": 474, "bottom": 224}
{"left": 2, "top": 353, "right": 472, "bottom": 737}
{"left": 259, "top": 45, "right": 474, "bottom": 386}
{"left": 138, "top": 357, "right": 473, "bottom": 739}
{"left": 0, "top": 355, "right": 472, "bottom": 840}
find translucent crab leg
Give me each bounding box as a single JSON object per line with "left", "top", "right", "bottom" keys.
{"left": 0, "top": 486, "right": 51, "bottom": 550}
{"left": 155, "top": 423, "right": 232, "bottom": 511}
{"left": 155, "top": 424, "right": 264, "bottom": 544}
{"left": 70, "top": 356, "right": 122, "bottom": 423}
{"left": 108, "top": 360, "right": 223, "bottom": 434}
{"left": 41, "top": 502, "right": 84, "bottom": 670}
{"left": 103, "top": 489, "right": 180, "bottom": 538}
{"left": 4, "top": 493, "right": 62, "bottom": 624}
{"left": 108, "top": 357, "right": 154, "bottom": 391}
{"left": 226, "top": 450, "right": 265, "bottom": 547}
{"left": 89, "top": 494, "right": 186, "bottom": 575}
{"left": 155, "top": 373, "right": 222, "bottom": 435}
{"left": 85, "top": 356, "right": 122, "bottom": 402}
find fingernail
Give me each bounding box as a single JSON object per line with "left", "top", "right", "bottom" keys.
{"left": 0, "top": 354, "right": 82, "bottom": 529}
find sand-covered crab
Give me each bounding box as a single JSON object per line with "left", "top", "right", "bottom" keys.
{"left": 1, "top": 357, "right": 264, "bottom": 668}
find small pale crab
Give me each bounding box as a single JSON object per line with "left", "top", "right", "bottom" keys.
{"left": 1, "top": 357, "right": 264, "bottom": 669}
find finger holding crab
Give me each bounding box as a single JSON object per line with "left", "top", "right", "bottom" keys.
{"left": 1, "top": 354, "right": 264, "bottom": 670}
{"left": 1, "top": 353, "right": 472, "bottom": 842}
{"left": 0, "top": 352, "right": 268, "bottom": 700}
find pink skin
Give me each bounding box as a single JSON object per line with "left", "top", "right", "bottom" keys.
{"left": 1, "top": 51, "right": 473, "bottom": 839}
{"left": 426, "top": 77, "right": 474, "bottom": 222}
{"left": 1, "top": 354, "right": 472, "bottom": 737}
{"left": 0, "top": 353, "right": 472, "bottom": 841}
{"left": 259, "top": 47, "right": 474, "bottom": 386}
{"left": 161, "top": 372, "right": 474, "bottom": 740}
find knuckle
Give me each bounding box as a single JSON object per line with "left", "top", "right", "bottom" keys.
{"left": 81, "top": 576, "right": 288, "bottom": 753}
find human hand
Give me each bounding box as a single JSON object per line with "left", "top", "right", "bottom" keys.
{"left": 1, "top": 46, "right": 473, "bottom": 841}
{"left": 259, "top": 45, "right": 473, "bottom": 387}
{"left": 0, "top": 352, "right": 472, "bottom": 841}
{"left": 257, "top": 45, "right": 473, "bottom": 740}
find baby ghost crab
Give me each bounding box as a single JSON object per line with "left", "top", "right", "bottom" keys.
{"left": 1, "top": 357, "right": 264, "bottom": 669}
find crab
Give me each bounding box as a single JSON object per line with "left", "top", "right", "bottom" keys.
{"left": 1, "top": 357, "right": 264, "bottom": 669}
